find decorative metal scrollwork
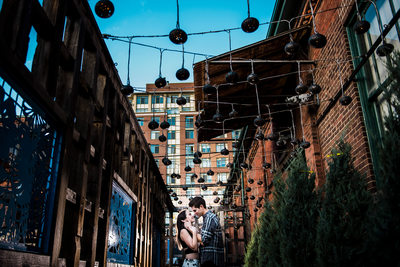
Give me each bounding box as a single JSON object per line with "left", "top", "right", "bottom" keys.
{"left": 0, "top": 77, "right": 61, "bottom": 252}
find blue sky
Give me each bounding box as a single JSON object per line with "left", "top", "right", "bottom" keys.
{"left": 88, "top": 0, "right": 277, "bottom": 89}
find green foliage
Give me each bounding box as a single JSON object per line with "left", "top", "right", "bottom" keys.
{"left": 244, "top": 223, "right": 260, "bottom": 267}
{"left": 316, "top": 141, "right": 372, "bottom": 267}
{"left": 278, "top": 155, "right": 319, "bottom": 267}
{"left": 367, "top": 51, "right": 400, "bottom": 266}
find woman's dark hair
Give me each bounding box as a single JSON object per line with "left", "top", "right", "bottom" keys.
{"left": 175, "top": 209, "right": 188, "bottom": 250}
{"left": 189, "top": 196, "right": 206, "bottom": 208}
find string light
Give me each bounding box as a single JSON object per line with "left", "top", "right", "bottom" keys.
{"left": 169, "top": 0, "right": 187, "bottom": 45}
{"left": 225, "top": 30, "right": 239, "bottom": 84}
{"left": 155, "top": 49, "right": 167, "bottom": 88}
{"left": 95, "top": 0, "right": 114, "bottom": 18}
{"left": 308, "top": 0, "right": 327, "bottom": 49}
{"left": 241, "top": 0, "right": 259, "bottom": 33}
{"left": 121, "top": 37, "right": 134, "bottom": 95}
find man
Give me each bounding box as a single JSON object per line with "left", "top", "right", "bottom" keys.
{"left": 189, "top": 196, "right": 224, "bottom": 267}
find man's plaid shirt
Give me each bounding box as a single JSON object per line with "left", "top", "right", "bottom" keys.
{"left": 200, "top": 211, "right": 224, "bottom": 266}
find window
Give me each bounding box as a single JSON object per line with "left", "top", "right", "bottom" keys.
{"left": 215, "top": 134, "right": 227, "bottom": 139}
{"left": 155, "top": 159, "right": 159, "bottom": 167}
{"left": 167, "top": 159, "right": 177, "bottom": 170}
{"left": 232, "top": 130, "right": 241, "bottom": 139}
{"left": 167, "top": 95, "right": 179, "bottom": 103}
{"left": 185, "top": 144, "right": 194, "bottom": 156}
{"left": 168, "top": 145, "right": 176, "bottom": 154}
{"left": 216, "top": 158, "right": 227, "bottom": 167}
{"left": 185, "top": 157, "right": 194, "bottom": 168}
{"left": 347, "top": 0, "right": 400, "bottom": 177}
{"left": 167, "top": 175, "right": 176, "bottom": 184}
{"left": 216, "top": 143, "right": 225, "bottom": 153}
{"left": 186, "top": 174, "right": 195, "bottom": 184}
{"left": 168, "top": 130, "right": 176, "bottom": 139}
{"left": 185, "top": 130, "right": 194, "bottom": 139}
{"left": 151, "top": 108, "right": 163, "bottom": 112}
{"left": 182, "top": 107, "right": 193, "bottom": 112}
{"left": 136, "top": 96, "right": 148, "bottom": 104}
{"left": 137, "top": 117, "right": 144, "bottom": 126}
{"left": 151, "top": 131, "right": 160, "bottom": 139}
{"left": 217, "top": 173, "right": 228, "bottom": 183}
{"left": 151, "top": 117, "right": 160, "bottom": 123}
{"left": 136, "top": 108, "right": 148, "bottom": 113}
{"left": 167, "top": 116, "right": 176, "bottom": 126}
{"left": 185, "top": 116, "right": 194, "bottom": 128}
{"left": 167, "top": 108, "right": 179, "bottom": 114}
{"left": 201, "top": 144, "right": 211, "bottom": 153}
{"left": 186, "top": 188, "right": 195, "bottom": 196}
{"left": 201, "top": 173, "right": 213, "bottom": 183}
{"left": 201, "top": 158, "right": 211, "bottom": 168}
{"left": 152, "top": 95, "right": 163, "bottom": 104}
{"left": 183, "top": 94, "right": 190, "bottom": 103}
{"left": 150, "top": 144, "right": 159, "bottom": 154}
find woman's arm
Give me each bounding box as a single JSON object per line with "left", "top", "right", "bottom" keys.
{"left": 180, "top": 228, "right": 198, "bottom": 251}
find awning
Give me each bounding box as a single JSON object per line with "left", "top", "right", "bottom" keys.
{"left": 193, "top": 26, "right": 311, "bottom": 142}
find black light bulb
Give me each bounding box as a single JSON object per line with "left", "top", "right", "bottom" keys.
{"left": 121, "top": 84, "right": 133, "bottom": 95}
{"left": 295, "top": 83, "right": 308, "bottom": 94}
{"left": 308, "top": 33, "right": 327, "bottom": 49}
{"left": 148, "top": 120, "right": 159, "bottom": 130}
{"left": 247, "top": 73, "right": 259, "bottom": 85}
{"left": 155, "top": 77, "right": 167, "bottom": 88}
{"left": 158, "top": 134, "right": 167, "bottom": 142}
{"left": 203, "top": 84, "right": 216, "bottom": 95}
{"left": 176, "top": 68, "right": 190, "bottom": 81}
{"left": 160, "top": 121, "right": 170, "bottom": 129}
{"left": 220, "top": 148, "right": 229, "bottom": 155}
{"left": 354, "top": 20, "right": 370, "bottom": 35}
{"left": 169, "top": 28, "right": 188, "bottom": 44}
{"left": 309, "top": 83, "right": 322, "bottom": 94}
{"left": 95, "top": 0, "right": 114, "bottom": 18}
{"left": 284, "top": 41, "right": 300, "bottom": 56}
{"left": 226, "top": 71, "right": 239, "bottom": 84}
{"left": 339, "top": 95, "right": 352, "bottom": 106}
{"left": 176, "top": 96, "right": 187, "bottom": 106}
{"left": 241, "top": 17, "right": 259, "bottom": 33}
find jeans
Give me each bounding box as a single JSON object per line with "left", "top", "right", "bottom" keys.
{"left": 182, "top": 258, "right": 199, "bottom": 267}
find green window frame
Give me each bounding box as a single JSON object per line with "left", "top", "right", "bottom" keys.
{"left": 346, "top": 0, "right": 400, "bottom": 179}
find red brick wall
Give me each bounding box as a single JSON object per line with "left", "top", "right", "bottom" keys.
{"left": 306, "top": 0, "right": 375, "bottom": 187}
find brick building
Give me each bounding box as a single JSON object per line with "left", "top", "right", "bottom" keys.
{"left": 193, "top": 0, "right": 399, "bottom": 265}
{"left": 129, "top": 83, "right": 239, "bottom": 209}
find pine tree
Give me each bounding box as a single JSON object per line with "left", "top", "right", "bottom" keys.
{"left": 257, "top": 174, "right": 285, "bottom": 267}
{"left": 244, "top": 222, "right": 260, "bottom": 267}
{"left": 278, "top": 154, "right": 319, "bottom": 267}
{"left": 367, "top": 52, "right": 400, "bottom": 266}
{"left": 316, "top": 141, "right": 372, "bottom": 267}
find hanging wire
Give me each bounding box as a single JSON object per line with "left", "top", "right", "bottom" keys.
{"left": 297, "top": 61, "right": 303, "bottom": 84}
{"left": 158, "top": 49, "right": 165, "bottom": 77}
{"left": 216, "top": 86, "right": 221, "bottom": 113}
{"left": 205, "top": 56, "right": 210, "bottom": 84}
{"left": 227, "top": 30, "right": 234, "bottom": 72}
{"left": 355, "top": 0, "right": 362, "bottom": 20}
{"left": 176, "top": 0, "right": 180, "bottom": 28}
{"left": 250, "top": 59, "right": 255, "bottom": 74}
{"left": 290, "top": 109, "right": 296, "bottom": 140}
{"left": 309, "top": 0, "right": 318, "bottom": 33}
{"left": 181, "top": 44, "right": 185, "bottom": 68}
{"left": 254, "top": 84, "right": 262, "bottom": 117}
{"left": 126, "top": 37, "right": 133, "bottom": 85}
{"left": 246, "top": 0, "right": 251, "bottom": 18}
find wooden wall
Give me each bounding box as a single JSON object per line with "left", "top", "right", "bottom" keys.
{"left": 0, "top": 0, "right": 174, "bottom": 266}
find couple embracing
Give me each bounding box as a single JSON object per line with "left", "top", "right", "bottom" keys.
{"left": 175, "top": 197, "right": 224, "bottom": 267}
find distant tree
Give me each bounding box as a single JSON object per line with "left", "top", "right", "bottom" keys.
{"left": 316, "top": 141, "right": 372, "bottom": 267}
{"left": 278, "top": 154, "right": 319, "bottom": 267}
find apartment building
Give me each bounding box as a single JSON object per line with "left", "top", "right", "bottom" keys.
{"left": 129, "top": 83, "right": 240, "bottom": 208}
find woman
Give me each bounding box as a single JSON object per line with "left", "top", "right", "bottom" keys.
{"left": 175, "top": 209, "right": 200, "bottom": 267}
